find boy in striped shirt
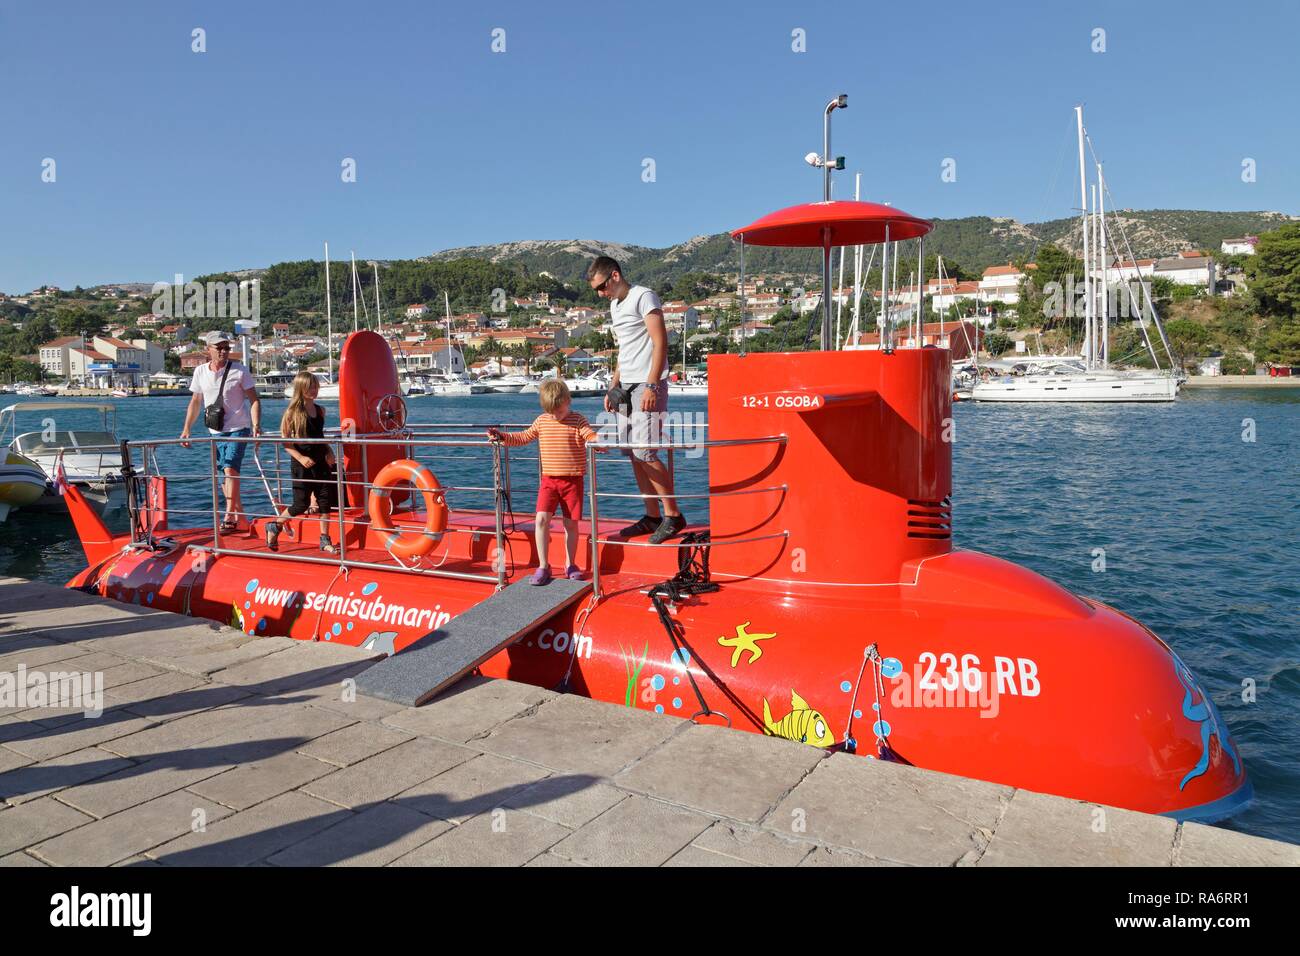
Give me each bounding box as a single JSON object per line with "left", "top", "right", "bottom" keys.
{"left": 488, "top": 379, "right": 601, "bottom": 585}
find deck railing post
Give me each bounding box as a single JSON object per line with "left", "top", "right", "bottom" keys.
{"left": 588, "top": 443, "right": 601, "bottom": 600}
{"left": 492, "top": 441, "right": 506, "bottom": 590}
{"left": 335, "top": 439, "right": 347, "bottom": 564}
{"left": 209, "top": 439, "right": 221, "bottom": 550}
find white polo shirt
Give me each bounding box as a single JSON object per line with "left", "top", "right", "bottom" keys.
{"left": 609, "top": 285, "right": 668, "bottom": 383}
{"left": 190, "top": 360, "right": 255, "bottom": 433}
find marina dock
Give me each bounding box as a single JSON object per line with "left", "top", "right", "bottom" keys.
{"left": 2, "top": 576, "right": 1295, "bottom": 867}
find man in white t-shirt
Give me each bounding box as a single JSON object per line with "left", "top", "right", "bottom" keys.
{"left": 180, "top": 331, "right": 262, "bottom": 532}
{"left": 588, "top": 256, "right": 684, "bottom": 545}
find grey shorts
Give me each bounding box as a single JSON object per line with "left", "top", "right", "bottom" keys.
{"left": 623, "top": 382, "right": 668, "bottom": 463}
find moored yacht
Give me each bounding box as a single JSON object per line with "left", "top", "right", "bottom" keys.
{"left": 0, "top": 401, "right": 126, "bottom": 514}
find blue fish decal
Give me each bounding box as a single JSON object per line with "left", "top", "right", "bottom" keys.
{"left": 1170, "top": 650, "right": 1242, "bottom": 790}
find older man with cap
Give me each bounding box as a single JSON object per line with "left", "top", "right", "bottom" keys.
{"left": 180, "top": 331, "right": 261, "bottom": 532}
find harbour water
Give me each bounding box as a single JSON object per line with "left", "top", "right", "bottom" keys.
{"left": 1, "top": 388, "right": 1295, "bottom": 845}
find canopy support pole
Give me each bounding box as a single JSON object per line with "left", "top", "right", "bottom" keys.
{"left": 881, "top": 224, "right": 892, "bottom": 354}
{"left": 821, "top": 227, "right": 832, "bottom": 351}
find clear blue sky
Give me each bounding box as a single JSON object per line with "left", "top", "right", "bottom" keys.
{"left": 1, "top": 0, "right": 1295, "bottom": 293}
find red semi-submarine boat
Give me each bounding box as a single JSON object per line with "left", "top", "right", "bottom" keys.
{"left": 64, "top": 110, "right": 1248, "bottom": 824}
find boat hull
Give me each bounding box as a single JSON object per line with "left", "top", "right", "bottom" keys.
{"left": 972, "top": 373, "right": 1180, "bottom": 402}
{"left": 67, "top": 529, "right": 1248, "bottom": 821}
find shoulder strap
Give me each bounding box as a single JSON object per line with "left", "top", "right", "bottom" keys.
{"left": 216, "top": 361, "right": 232, "bottom": 393}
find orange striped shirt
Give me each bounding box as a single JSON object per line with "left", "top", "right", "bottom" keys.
{"left": 500, "top": 412, "right": 599, "bottom": 477}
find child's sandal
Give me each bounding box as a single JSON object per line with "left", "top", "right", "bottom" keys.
{"left": 319, "top": 535, "right": 338, "bottom": 554}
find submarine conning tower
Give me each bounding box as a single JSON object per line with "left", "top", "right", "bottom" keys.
{"left": 709, "top": 136, "right": 946, "bottom": 590}
{"left": 706, "top": 346, "right": 952, "bottom": 588}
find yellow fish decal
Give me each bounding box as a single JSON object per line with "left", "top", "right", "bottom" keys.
{"left": 762, "top": 689, "right": 835, "bottom": 748}
{"left": 230, "top": 602, "right": 245, "bottom": 632}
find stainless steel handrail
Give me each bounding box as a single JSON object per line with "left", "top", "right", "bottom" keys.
{"left": 585, "top": 433, "right": 787, "bottom": 599}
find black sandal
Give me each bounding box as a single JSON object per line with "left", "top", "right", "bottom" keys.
{"left": 319, "top": 535, "right": 338, "bottom": 554}
{"left": 265, "top": 522, "right": 281, "bottom": 552}
{"left": 220, "top": 518, "right": 239, "bottom": 534}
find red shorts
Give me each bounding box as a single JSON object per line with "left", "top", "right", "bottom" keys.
{"left": 537, "top": 475, "right": 584, "bottom": 519}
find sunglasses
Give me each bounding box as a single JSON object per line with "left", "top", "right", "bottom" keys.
{"left": 212, "top": 344, "right": 231, "bottom": 351}
{"left": 592, "top": 274, "right": 612, "bottom": 293}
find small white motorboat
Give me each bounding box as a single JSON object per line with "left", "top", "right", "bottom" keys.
{"left": 0, "top": 402, "right": 127, "bottom": 514}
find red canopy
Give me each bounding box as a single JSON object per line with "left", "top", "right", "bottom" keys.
{"left": 731, "top": 200, "right": 931, "bottom": 247}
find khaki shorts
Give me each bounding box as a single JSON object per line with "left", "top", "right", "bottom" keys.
{"left": 623, "top": 382, "right": 668, "bottom": 463}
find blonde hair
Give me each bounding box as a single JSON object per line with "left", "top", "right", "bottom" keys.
{"left": 539, "top": 378, "right": 571, "bottom": 413}
{"left": 280, "top": 371, "right": 319, "bottom": 438}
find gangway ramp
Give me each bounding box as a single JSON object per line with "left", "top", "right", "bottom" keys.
{"left": 354, "top": 578, "right": 592, "bottom": 707}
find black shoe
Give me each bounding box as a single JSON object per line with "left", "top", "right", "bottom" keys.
{"left": 265, "top": 522, "right": 281, "bottom": 552}
{"left": 615, "top": 514, "right": 660, "bottom": 539}
{"left": 648, "top": 514, "right": 687, "bottom": 545}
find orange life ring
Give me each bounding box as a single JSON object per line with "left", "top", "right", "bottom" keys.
{"left": 367, "top": 459, "right": 448, "bottom": 559}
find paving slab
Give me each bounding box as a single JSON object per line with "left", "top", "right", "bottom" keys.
{"left": 0, "top": 744, "right": 34, "bottom": 774}
{"left": 52, "top": 747, "right": 240, "bottom": 819}
{"left": 1176, "top": 821, "right": 1300, "bottom": 867}
{"left": 144, "top": 635, "right": 300, "bottom": 678}
{"left": 150, "top": 791, "right": 352, "bottom": 866}
{"left": 798, "top": 846, "right": 904, "bottom": 867}
{"left": 691, "top": 820, "right": 816, "bottom": 867}
{"left": 664, "top": 845, "right": 750, "bottom": 867}
{"left": 3, "top": 709, "right": 157, "bottom": 761}
{"left": 188, "top": 751, "right": 337, "bottom": 811}
{"left": 0, "top": 851, "right": 47, "bottom": 866}
{"left": 504, "top": 776, "right": 627, "bottom": 829}
{"left": 478, "top": 693, "right": 685, "bottom": 777}
{"left": 616, "top": 722, "right": 826, "bottom": 824}
{"left": 523, "top": 851, "right": 584, "bottom": 867}
{"left": 296, "top": 721, "right": 412, "bottom": 767}
{"left": 0, "top": 642, "right": 91, "bottom": 670}
{"left": 31, "top": 790, "right": 234, "bottom": 866}
{"left": 381, "top": 676, "right": 558, "bottom": 744}
{"left": 302, "top": 737, "right": 476, "bottom": 809}
{"left": 548, "top": 794, "right": 714, "bottom": 866}
{"left": 765, "top": 752, "right": 1011, "bottom": 866}
{"left": 979, "top": 790, "right": 1177, "bottom": 866}
{"left": 101, "top": 670, "right": 208, "bottom": 710}
{"left": 391, "top": 808, "right": 571, "bottom": 866}
{"left": 208, "top": 641, "right": 381, "bottom": 695}
{"left": 0, "top": 796, "right": 95, "bottom": 856}
{"left": 394, "top": 752, "right": 551, "bottom": 824}
{"left": 266, "top": 801, "right": 453, "bottom": 866}
{"left": 101, "top": 699, "right": 303, "bottom": 758}
{"left": 0, "top": 746, "right": 136, "bottom": 806}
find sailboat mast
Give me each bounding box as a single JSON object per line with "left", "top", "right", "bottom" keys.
{"left": 444, "top": 291, "right": 453, "bottom": 375}
{"left": 850, "top": 172, "right": 863, "bottom": 351}
{"left": 373, "top": 262, "right": 382, "bottom": 334}
{"left": 1098, "top": 164, "right": 1109, "bottom": 368}
{"left": 351, "top": 252, "right": 361, "bottom": 335}
{"left": 1076, "top": 106, "right": 1092, "bottom": 370}
{"left": 324, "top": 242, "right": 334, "bottom": 383}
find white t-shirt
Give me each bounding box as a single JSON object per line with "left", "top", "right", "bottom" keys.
{"left": 609, "top": 285, "right": 667, "bottom": 383}
{"left": 190, "top": 361, "right": 256, "bottom": 433}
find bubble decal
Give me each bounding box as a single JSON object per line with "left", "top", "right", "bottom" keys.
{"left": 362, "top": 582, "right": 379, "bottom": 596}
{"left": 672, "top": 697, "right": 682, "bottom": 709}
{"left": 670, "top": 649, "right": 691, "bottom": 670}
{"left": 651, "top": 674, "right": 665, "bottom": 691}
{"left": 654, "top": 704, "right": 664, "bottom": 714}
{"left": 245, "top": 579, "right": 259, "bottom": 594}
{"left": 881, "top": 658, "right": 902, "bottom": 679}
{"left": 872, "top": 719, "right": 892, "bottom": 738}
{"left": 840, "top": 680, "right": 852, "bottom": 692}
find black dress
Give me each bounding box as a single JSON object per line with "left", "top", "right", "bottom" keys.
{"left": 287, "top": 406, "right": 337, "bottom": 516}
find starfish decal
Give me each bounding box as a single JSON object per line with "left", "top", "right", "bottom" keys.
{"left": 717, "top": 621, "right": 776, "bottom": 668}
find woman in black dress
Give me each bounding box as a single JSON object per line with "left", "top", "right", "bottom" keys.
{"left": 266, "top": 371, "right": 338, "bottom": 553}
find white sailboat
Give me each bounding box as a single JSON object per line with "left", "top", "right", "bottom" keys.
{"left": 971, "top": 107, "right": 1180, "bottom": 403}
